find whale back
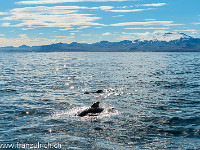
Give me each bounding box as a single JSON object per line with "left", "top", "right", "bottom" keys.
{"left": 77, "top": 102, "right": 103, "bottom": 117}
{"left": 91, "top": 102, "right": 100, "bottom": 108}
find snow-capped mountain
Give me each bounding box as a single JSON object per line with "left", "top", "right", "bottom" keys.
{"left": 135, "top": 30, "right": 192, "bottom": 42}
{"left": 1, "top": 31, "right": 200, "bottom": 52}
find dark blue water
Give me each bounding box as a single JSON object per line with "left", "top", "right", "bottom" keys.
{"left": 0, "top": 52, "right": 199, "bottom": 149}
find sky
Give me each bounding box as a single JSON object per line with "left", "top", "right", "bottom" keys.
{"left": 0, "top": 0, "right": 199, "bottom": 47}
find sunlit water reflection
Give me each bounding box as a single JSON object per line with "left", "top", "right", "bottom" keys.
{"left": 0, "top": 52, "right": 199, "bottom": 149}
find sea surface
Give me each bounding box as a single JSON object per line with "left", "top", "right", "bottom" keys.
{"left": 0, "top": 52, "right": 200, "bottom": 150}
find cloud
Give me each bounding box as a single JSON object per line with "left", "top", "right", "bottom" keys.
{"left": 55, "top": 35, "right": 74, "bottom": 38}
{"left": 106, "top": 9, "right": 147, "bottom": 12}
{"left": 1, "top": 6, "right": 104, "bottom": 28}
{"left": 21, "top": 28, "right": 34, "bottom": 30}
{"left": 17, "top": 0, "right": 128, "bottom": 5}
{"left": 19, "top": 34, "right": 28, "bottom": 38}
{"left": 0, "top": 34, "right": 74, "bottom": 47}
{"left": 110, "top": 21, "right": 184, "bottom": 26}
{"left": 137, "top": 3, "right": 166, "bottom": 7}
{"left": 0, "top": 34, "right": 5, "bottom": 36}
{"left": 125, "top": 27, "right": 169, "bottom": 30}
{"left": 145, "top": 19, "right": 156, "bottom": 21}
{"left": 70, "top": 33, "right": 75, "bottom": 35}
{"left": 77, "top": 26, "right": 90, "bottom": 29}
{"left": 92, "top": 6, "right": 114, "bottom": 10}
{"left": 0, "top": 12, "right": 8, "bottom": 15}
{"left": 102, "top": 32, "right": 111, "bottom": 36}
{"left": 59, "top": 27, "right": 74, "bottom": 31}
{"left": 70, "top": 30, "right": 81, "bottom": 32}
{"left": 112, "top": 15, "right": 124, "bottom": 17}
{"left": 174, "top": 29, "right": 198, "bottom": 32}
{"left": 2, "top": 23, "right": 11, "bottom": 27}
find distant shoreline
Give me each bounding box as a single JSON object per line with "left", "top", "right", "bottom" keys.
{"left": 1, "top": 38, "right": 200, "bottom": 52}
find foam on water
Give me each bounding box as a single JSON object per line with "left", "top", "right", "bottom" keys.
{"left": 50, "top": 104, "right": 119, "bottom": 121}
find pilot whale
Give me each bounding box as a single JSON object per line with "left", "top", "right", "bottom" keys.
{"left": 77, "top": 102, "right": 104, "bottom": 117}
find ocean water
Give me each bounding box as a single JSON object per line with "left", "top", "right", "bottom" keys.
{"left": 0, "top": 52, "right": 199, "bottom": 150}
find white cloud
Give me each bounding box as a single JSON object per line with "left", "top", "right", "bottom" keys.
{"left": 138, "top": 3, "right": 166, "bottom": 7}
{"left": 125, "top": 27, "right": 169, "bottom": 30}
{"left": 70, "top": 30, "right": 81, "bottom": 33}
{"left": 55, "top": 35, "right": 74, "bottom": 38}
{"left": 77, "top": 26, "right": 90, "bottom": 29}
{"left": 1, "top": 6, "right": 104, "bottom": 28}
{"left": 0, "top": 34, "right": 74, "bottom": 47}
{"left": 92, "top": 6, "right": 114, "bottom": 10}
{"left": 113, "top": 15, "right": 124, "bottom": 17}
{"left": 21, "top": 28, "right": 34, "bottom": 30}
{"left": 17, "top": 0, "right": 128, "bottom": 5}
{"left": 145, "top": 19, "right": 156, "bottom": 21}
{"left": 174, "top": 29, "right": 198, "bottom": 32}
{"left": 70, "top": 33, "right": 75, "bottom": 35}
{"left": 0, "top": 34, "right": 5, "bottom": 36}
{"left": 107, "top": 9, "right": 147, "bottom": 12}
{"left": 2, "top": 23, "right": 11, "bottom": 27}
{"left": 0, "top": 12, "right": 8, "bottom": 15}
{"left": 19, "top": 34, "right": 28, "bottom": 38}
{"left": 102, "top": 32, "right": 111, "bottom": 36}
{"left": 110, "top": 21, "right": 184, "bottom": 26}
{"left": 59, "top": 27, "right": 74, "bottom": 31}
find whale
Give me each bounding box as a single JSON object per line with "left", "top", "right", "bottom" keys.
{"left": 84, "top": 90, "right": 103, "bottom": 94}
{"left": 77, "top": 102, "right": 104, "bottom": 117}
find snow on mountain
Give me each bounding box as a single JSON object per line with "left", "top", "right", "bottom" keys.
{"left": 135, "top": 30, "right": 192, "bottom": 42}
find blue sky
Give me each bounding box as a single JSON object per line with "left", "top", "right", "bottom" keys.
{"left": 0, "top": 0, "right": 199, "bottom": 46}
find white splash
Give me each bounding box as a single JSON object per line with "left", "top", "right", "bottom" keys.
{"left": 50, "top": 104, "right": 119, "bottom": 121}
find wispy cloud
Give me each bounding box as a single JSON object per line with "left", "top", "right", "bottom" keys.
{"left": 174, "top": 29, "right": 198, "bottom": 32}
{"left": 137, "top": 3, "right": 166, "bottom": 7}
{"left": 77, "top": 26, "right": 90, "bottom": 29}
{"left": 55, "top": 35, "right": 74, "bottom": 38}
{"left": 110, "top": 21, "right": 184, "bottom": 26}
{"left": 0, "top": 34, "right": 74, "bottom": 47}
{"left": 0, "top": 12, "right": 8, "bottom": 15}
{"left": 1, "top": 6, "right": 104, "bottom": 28}
{"left": 92, "top": 6, "right": 114, "bottom": 10}
{"left": 145, "top": 19, "right": 156, "bottom": 21}
{"left": 112, "top": 15, "right": 124, "bottom": 17}
{"left": 102, "top": 32, "right": 111, "bottom": 36}
{"left": 106, "top": 9, "right": 148, "bottom": 13}
{"left": 193, "top": 23, "right": 200, "bottom": 25}
{"left": 125, "top": 27, "right": 169, "bottom": 30}
{"left": 59, "top": 27, "right": 74, "bottom": 31}
{"left": 21, "top": 28, "right": 34, "bottom": 30}
{"left": 17, "top": 0, "right": 129, "bottom": 5}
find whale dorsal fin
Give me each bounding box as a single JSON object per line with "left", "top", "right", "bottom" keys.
{"left": 91, "top": 102, "right": 100, "bottom": 108}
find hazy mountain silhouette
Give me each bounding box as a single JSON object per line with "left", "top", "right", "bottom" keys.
{"left": 1, "top": 32, "right": 200, "bottom": 52}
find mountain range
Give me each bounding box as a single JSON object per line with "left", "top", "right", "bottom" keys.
{"left": 0, "top": 32, "right": 200, "bottom": 52}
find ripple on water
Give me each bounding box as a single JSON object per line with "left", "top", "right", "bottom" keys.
{"left": 0, "top": 52, "right": 200, "bottom": 149}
